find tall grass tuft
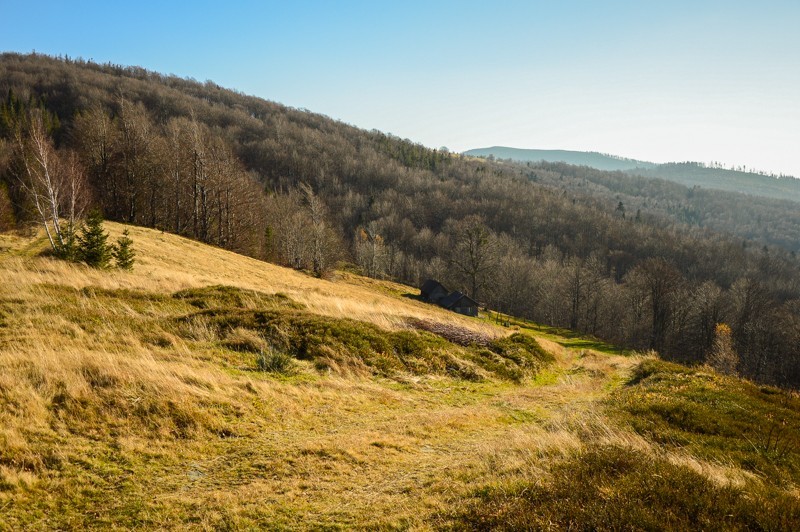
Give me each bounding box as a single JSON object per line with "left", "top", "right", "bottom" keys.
{"left": 256, "top": 345, "right": 296, "bottom": 375}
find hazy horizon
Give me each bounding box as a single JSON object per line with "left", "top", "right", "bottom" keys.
{"left": 3, "top": 0, "right": 799, "bottom": 176}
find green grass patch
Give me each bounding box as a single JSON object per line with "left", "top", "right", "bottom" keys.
{"left": 614, "top": 359, "right": 800, "bottom": 485}
{"left": 528, "top": 323, "right": 632, "bottom": 355}
{"left": 531, "top": 367, "right": 561, "bottom": 386}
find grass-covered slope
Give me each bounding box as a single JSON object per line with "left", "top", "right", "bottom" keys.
{"left": 1, "top": 224, "right": 799, "bottom": 529}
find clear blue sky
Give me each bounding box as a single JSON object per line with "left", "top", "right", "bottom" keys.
{"left": 3, "top": 0, "right": 799, "bottom": 175}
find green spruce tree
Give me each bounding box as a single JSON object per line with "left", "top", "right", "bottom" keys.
{"left": 113, "top": 229, "right": 136, "bottom": 270}
{"left": 54, "top": 222, "right": 79, "bottom": 261}
{"left": 78, "top": 209, "right": 111, "bottom": 268}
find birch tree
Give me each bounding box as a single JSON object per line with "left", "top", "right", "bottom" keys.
{"left": 12, "top": 109, "right": 88, "bottom": 254}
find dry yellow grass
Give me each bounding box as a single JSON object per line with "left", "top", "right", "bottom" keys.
{"left": 0, "top": 223, "right": 788, "bottom": 529}
{"left": 1, "top": 222, "right": 500, "bottom": 336}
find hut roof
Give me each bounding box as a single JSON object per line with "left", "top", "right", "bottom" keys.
{"left": 438, "top": 291, "right": 478, "bottom": 310}
{"left": 421, "top": 279, "right": 447, "bottom": 295}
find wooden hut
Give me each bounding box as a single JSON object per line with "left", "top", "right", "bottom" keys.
{"left": 420, "top": 279, "right": 449, "bottom": 304}
{"left": 438, "top": 291, "right": 479, "bottom": 317}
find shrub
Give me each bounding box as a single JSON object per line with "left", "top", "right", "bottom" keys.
{"left": 173, "top": 285, "right": 301, "bottom": 310}
{"left": 171, "top": 286, "right": 554, "bottom": 381}
{"left": 488, "top": 333, "right": 553, "bottom": 368}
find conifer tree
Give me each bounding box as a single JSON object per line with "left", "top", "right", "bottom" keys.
{"left": 55, "top": 222, "right": 79, "bottom": 261}
{"left": 78, "top": 209, "right": 111, "bottom": 268}
{"left": 113, "top": 229, "right": 135, "bottom": 270}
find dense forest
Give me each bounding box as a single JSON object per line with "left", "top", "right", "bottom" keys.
{"left": 2, "top": 52, "right": 800, "bottom": 387}
{"left": 637, "top": 162, "right": 800, "bottom": 204}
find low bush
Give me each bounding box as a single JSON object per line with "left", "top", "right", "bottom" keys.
{"left": 616, "top": 359, "right": 800, "bottom": 485}
{"left": 172, "top": 286, "right": 552, "bottom": 381}
{"left": 465, "top": 334, "right": 554, "bottom": 382}
{"left": 445, "top": 445, "right": 800, "bottom": 530}
{"left": 489, "top": 333, "right": 553, "bottom": 367}
{"left": 173, "top": 285, "right": 301, "bottom": 311}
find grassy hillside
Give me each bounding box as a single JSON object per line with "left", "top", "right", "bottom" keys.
{"left": 1, "top": 224, "right": 799, "bottom": 529}
{"left": 4, "top": 54, "right": 800, "bottom": 390}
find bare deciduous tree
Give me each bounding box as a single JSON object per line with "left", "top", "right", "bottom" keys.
{"left": 300, "top": 182, "right": 339, "bottom": 277}
{"left": 12, "top": 109, "right": 88, "bottom": 253}
{"left": 626, "top": 258, "right": 683, "bottom": 353}
{"left": 447, "top": 215, "right": 499, "bottom": 302}
{"left": 354, "top": 221, "right": 387, "bottom": 278}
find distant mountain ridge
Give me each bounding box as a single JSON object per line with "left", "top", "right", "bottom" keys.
{"left": 463, "top": 147, "right": 657, "bottom": 172}
{"left": 464, "top": 146, "right": 800, "bottom": 204}
{"left": 636, "top": 162, "right": 800, "bottom": 204}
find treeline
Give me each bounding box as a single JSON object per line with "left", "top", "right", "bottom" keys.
{"left": 2, "top": 53, "right": 800, "bottom": 387}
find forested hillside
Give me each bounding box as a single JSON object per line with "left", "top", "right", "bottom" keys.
{"left": 512, "top": 161, "right": 800, "bottom": 253}
{"left": 638, "top": 162, "right": 800, "bottom": 204}
{"left": 2, "top": 52, "right": 800, "bottom": 387}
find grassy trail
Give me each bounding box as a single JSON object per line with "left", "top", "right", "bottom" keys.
{"left": 125, "top": 339, "right": 640, "bottom": 528}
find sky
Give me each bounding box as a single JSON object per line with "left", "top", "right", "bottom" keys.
{"left": 2, "top": 0, "right": 800, "bottom": 175}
